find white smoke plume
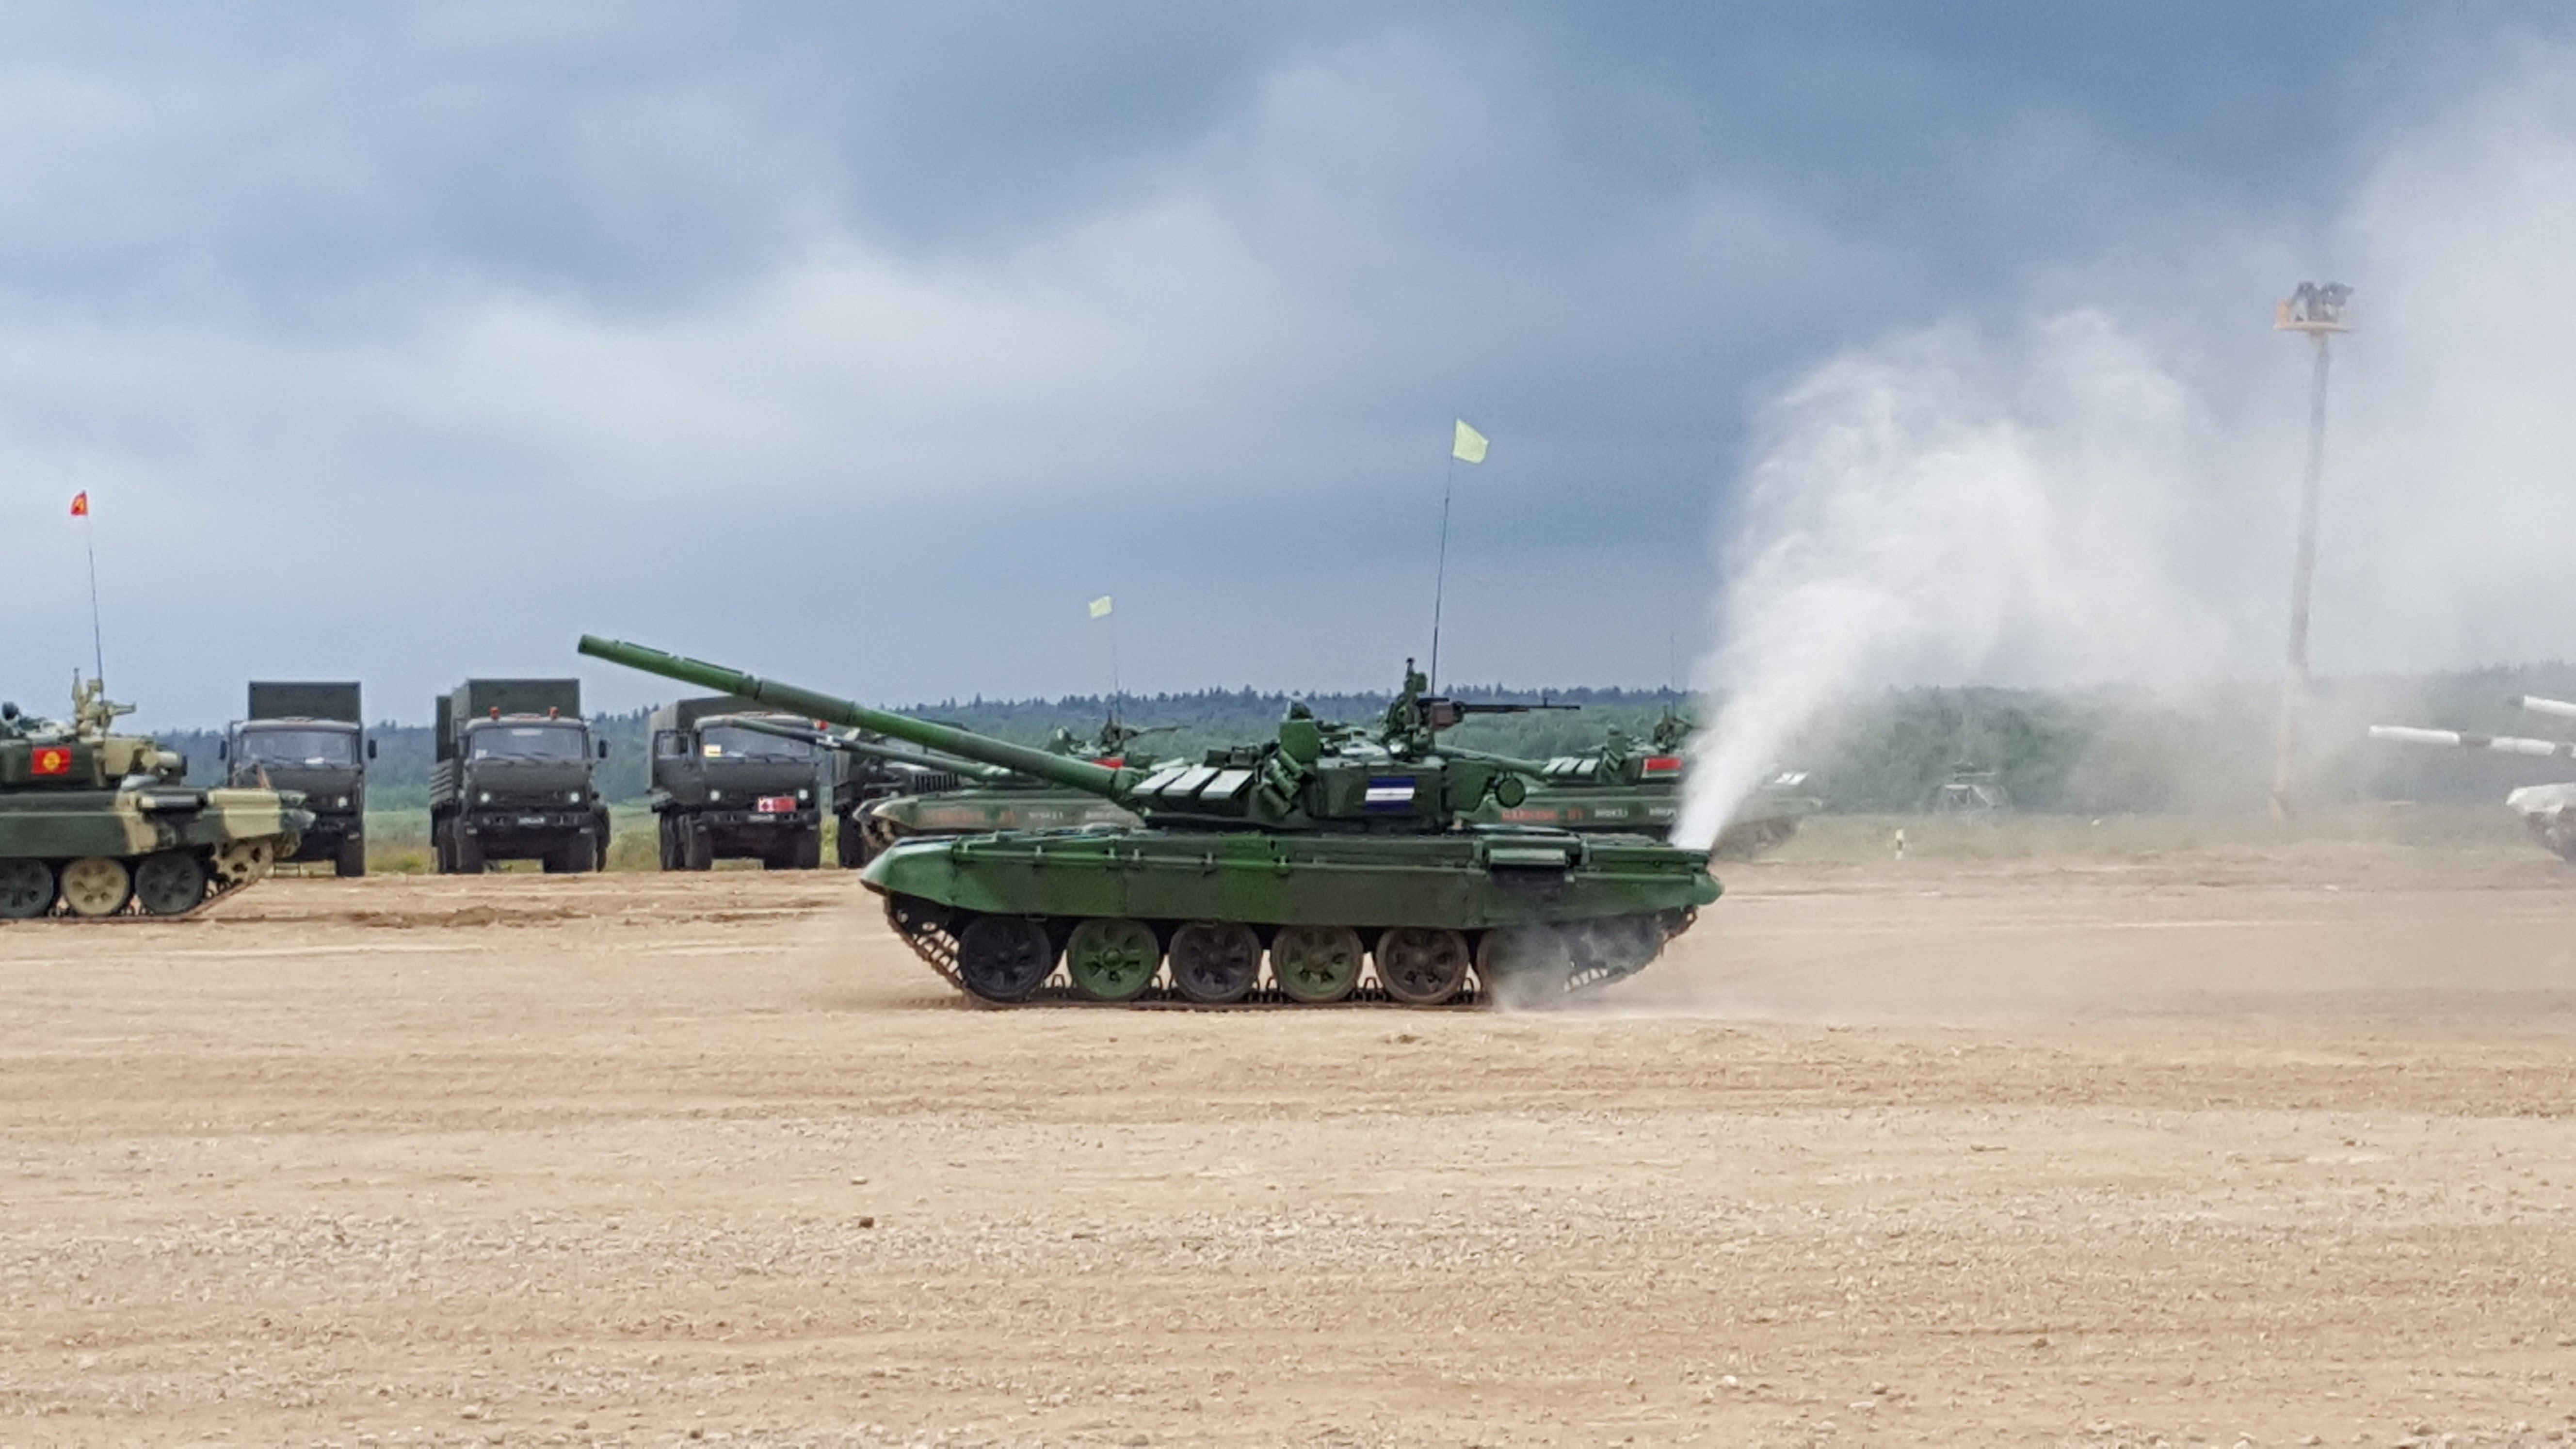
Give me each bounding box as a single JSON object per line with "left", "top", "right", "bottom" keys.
{"left": 1674, "top": 314, "right": 2237, "bottom": 846}
{"left": 1676, "top": 47, "right": 2576, "bottom": 847}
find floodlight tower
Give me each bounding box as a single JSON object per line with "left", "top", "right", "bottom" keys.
{"left": 2269, "top": 280, "right": 2353, "bottom": 822}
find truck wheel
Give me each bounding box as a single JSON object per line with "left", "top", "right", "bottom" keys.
{"left": 431, "top": 819, "right": 451, "bottom": 874}
{"left": 452, "top": 829, "right": 484, "bottom": 874}
{"left": 546, "top": 837, "right": 598, "bottom": 874}
{"left": 836, "top": 813, "right": 869, "bottom": 868}
{"left": 792, "top": 829, "right": 822, "bottom": 870}
{"left": 335, "top": 836, "right": 367, "bottom": 879}
{"left": 680, "top": 821, "right": 713, "bottom": 871}
{"left": 656, "top": 816, "right": 679, "bottom": 871}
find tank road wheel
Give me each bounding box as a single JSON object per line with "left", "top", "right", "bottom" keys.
{"left": 955, "top": 916, "right": 1057, "bottom": 1003}
{"left": 1063, "top": 918, "right": 1159, "bottom": 1001}
{"left": 0, "top": 859, "right": 56, "bottom": 918}
{"left": 1377, "top": 926, "right": 1472, "bottom": 1006}
{"left": 133, "top": 851, "right": 209, "bottom": 917}
{"left": 1566, "top": 915, "right": 1665, "bottom": 989}
{"left": 1272, "top": 924, "right": 1364, "bottom": 1004}
{"left": 1170, "top": 921, "right": 1263, "bottom": 1005}
{"left": 59, "top": 857, "right": 134, "bottom": 918}
{"left": 214, "top": 837, "right": 279, "bottom": 889}
{"left": 1476, "top": 925, "right": 1575, "bottom": 1009}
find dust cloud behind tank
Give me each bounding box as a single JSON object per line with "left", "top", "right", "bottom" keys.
{"left": 579, "top": 636, "right": 1723, "bottom": 1009}
{"left": 2372, "top": 694, "right": 2576, "bottom": 860}
{"left": 0, "top": 679, "right": 313, "bottom": 920}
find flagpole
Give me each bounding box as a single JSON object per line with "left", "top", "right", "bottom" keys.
{"left": 1429, "top": 452, "right": 1456, "bottom": 692}
{"left": 80, "top": 507, "right": 105, "bottom": 687}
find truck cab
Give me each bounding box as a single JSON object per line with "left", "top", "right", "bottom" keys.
{"left": 648, "top": 699, "right": 825, "bottom": 869}
{"left": 222, "top": 681, "right": 372, "bottom": 877}
{"left": 430, "top": 679, "right": 610, "bottom": 874}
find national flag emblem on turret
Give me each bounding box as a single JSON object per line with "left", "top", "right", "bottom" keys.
{"left": 68, "top": 491, "right": 89, "bottom": 517}
{"left": 31, "top": 745, "right": 73, "bottom": 776}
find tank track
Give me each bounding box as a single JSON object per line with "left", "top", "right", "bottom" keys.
{"left": 882, "top": 895, "right": 1677, "bottom": 1009}
{"left": 1, "top": 840, "right": 288, "bottom": 925}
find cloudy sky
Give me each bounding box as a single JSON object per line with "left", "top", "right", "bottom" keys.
{"left": 1, "top": 2, "right": 2570, "bottom": 725}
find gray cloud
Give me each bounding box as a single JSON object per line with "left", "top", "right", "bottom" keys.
{"left": 0, "top": 3, "right": 2554, "bottom": 725}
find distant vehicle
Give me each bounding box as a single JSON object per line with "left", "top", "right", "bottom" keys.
{"left": 430, "top": 678, "right": 609, "bottom": 874}
{"left": 1930, "top": 765, "right": 2008, "bottom": 814}
{"left": 221, "top": 681, "right": 374, "bottom": 877}
{"left": 1464, "top": 710, "right": 1822, "bottom": 858}
{"left": 2371, "top": 694, "right": 2576, "bottom": 861}
{"left": 647, "top": 696, "right": 826, "bottom": 869}
{"left": 2, "top": 677, "right": 311, "bottom": 919}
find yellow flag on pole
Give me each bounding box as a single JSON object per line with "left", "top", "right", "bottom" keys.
{"left": 1088, "top": 595, "right": 1113, "bottom": 619}
{"left": 1451, "top": 419, "right": 1488, "bottom": 464}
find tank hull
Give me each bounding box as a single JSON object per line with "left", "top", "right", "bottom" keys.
{"left": 861, "top": 825, "right": 1719, "bottom": 1007}
{"left": 0, "top": 785, "right": 309, "bottom": 920}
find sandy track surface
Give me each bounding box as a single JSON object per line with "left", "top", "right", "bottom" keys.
{"left": 4, "top": 847, "right": 2575, "bottom": 1447}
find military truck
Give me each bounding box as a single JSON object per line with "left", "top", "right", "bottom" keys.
{"left": 221, "top": 681, "right": 374, "bottom": 877}
{"left": 430, "top": 678, "right": 610, "bottom": 873}
{"left": 648, "top": 696, "right": 827, "bottom": 869}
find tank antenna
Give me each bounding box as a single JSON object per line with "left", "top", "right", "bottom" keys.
{"left": 1431, "top": 419, "right": 1489, "bottom": 691}
{"left": 2268, "top": 281, "right": 2352, "bottom": 822}
{"left": 1088, "top": 594, "right": 1121, "bottom": 727}
{"left": 70, "top": 490, "right": 104, "bottom": 687}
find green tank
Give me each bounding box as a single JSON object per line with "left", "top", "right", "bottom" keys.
{"left": 580, "top": 636, "right": 1722, "bottom": 1007}
{"left": 0, "top": 679, "right": 314, "bottom": 920}
{"left": 1466, "top": 711, "right": 1821, "bottom": 859}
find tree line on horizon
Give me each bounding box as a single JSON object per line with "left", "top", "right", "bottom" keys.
{"left": 148, "top": 663, "right": 2576, "bottom": 816}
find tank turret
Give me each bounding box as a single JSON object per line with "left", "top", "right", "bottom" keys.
{"left": 581, "top": 637, "right": 1543, "bottom": 835}
{"left": 579, "top": 636, "right": 1720, "bottom": 1008}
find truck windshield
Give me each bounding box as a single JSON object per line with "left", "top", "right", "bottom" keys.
{"left": 469, "top": 724, "right": 589, "bottom": 760}
{"left": 238, "top": 728, "right": 356, "bottom": 766}
{"left": 698, "top": 725, "right": 812, "bottom": 760}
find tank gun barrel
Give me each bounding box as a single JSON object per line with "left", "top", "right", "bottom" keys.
{"left": 708, "top": 714, "right": 1018, "bottom": 782}
{"left": 580, "top": 637, "right": 1128, "bottom": 797}
{"left": 2513, "top": 695, "right": 2576, "bottom": 723}
{"left": 1422, "top": 697, "right": 1578, "bottom": 731}
{"left": 1436, "top": 743, "right": 1555, "bottom": 777}
{"left": 2369, "top": 724, "right": 2576, "bottom": 759}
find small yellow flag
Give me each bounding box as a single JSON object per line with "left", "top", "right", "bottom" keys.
{"left": 1088, "top": 596, "right": 1113, "bottom": 619}
{"left": 1451, "top": 419, "right": 1488, "bottom": 464}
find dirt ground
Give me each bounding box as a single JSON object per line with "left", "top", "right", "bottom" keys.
{"left": 4, "top": 841, "right": 2574, "bottom": 1447}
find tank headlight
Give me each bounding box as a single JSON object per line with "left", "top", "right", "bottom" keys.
{"left": 478, "top": 790, "right": 492, "bottom": 804}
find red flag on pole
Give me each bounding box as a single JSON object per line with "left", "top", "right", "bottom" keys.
{"left": 69, "top": 491, "right": 89, "bottom": 517}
